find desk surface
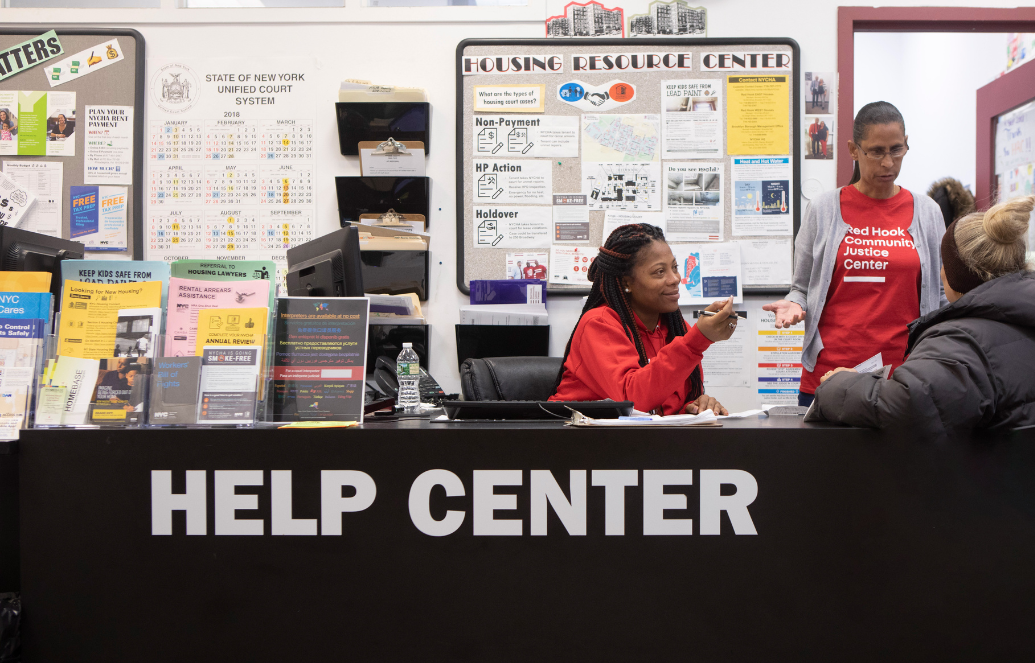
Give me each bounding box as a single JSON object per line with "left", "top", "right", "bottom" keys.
{"left": 13, "top": 421, "right": 1035, "bottom": 660}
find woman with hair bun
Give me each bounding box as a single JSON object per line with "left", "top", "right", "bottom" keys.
{"left": 810, "top": 196, "right": 1035, "bottom": 434}
{"left": 549, "top": 223, "right": 737, "bottom": 415}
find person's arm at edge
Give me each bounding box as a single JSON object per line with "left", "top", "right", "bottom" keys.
{"left": 784, "top": 199, "right": 818, "bottom": 312}
{"left": 810, "top": 328, "right": 994, "bottom": 434}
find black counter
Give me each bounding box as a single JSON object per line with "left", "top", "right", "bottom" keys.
{"left": 10, "top": 419, "right": 1035, "bottom": 660}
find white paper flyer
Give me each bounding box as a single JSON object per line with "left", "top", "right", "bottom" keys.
{"left": 583, "top": 161, "right": 661, "bottom": 211}
{"left": 2, "top": 160, "right": 61, "bottom": 236}
{"left": 732, "top": 156, "right": 792, "bottom": 236}
{"left": 84, "top": 105, "right": 134, "bottom": 185}
{"left": 549, "top": 245, "right": 598, "bottom": 285}
{"left": 664, "top": 162, "right": 723, "bottom": 242}
{"left": 473, "top": 159, "right": 552, "bottom": 205}
{"left": 473, "top": 206, "right": 552, "bottom": 249}
{"left": 581, "top": 114, "right": 660, "bottom": 163}
{"left": 602, "top": 210, "right": 666, "bottom": 240}
{"left": 670, "top": 243, "right": 743, "bottom": 305}
{"left": 473, "top": 115, "right": 578, "bottom": 158}
{"left": 661, "top": 79, "right": 723, "bottom": 159}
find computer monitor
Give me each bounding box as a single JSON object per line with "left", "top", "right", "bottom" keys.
{"left": 285, "top": 225, "right": 365, "bottom": 297}
{"left": 0, "top": 227, "right": 85, "bottom": 307}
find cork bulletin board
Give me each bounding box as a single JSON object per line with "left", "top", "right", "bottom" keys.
{"left": 456, "top": 38, "right": 800, "bottom": 296}
{"left": 0, "top": 28, "right": 145, "bottom": 257}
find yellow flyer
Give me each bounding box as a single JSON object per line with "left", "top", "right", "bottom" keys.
{"left": 0, "top": 271, "right": 51, "bottom": 292}
{"left": 58, "top": 280, "right": 163, "bottom": 358}
{"left": 726, "top": 75, "right": 790, "bottom": 155}
{"left": 194, "top": 307, "right": 269, "bottom": 354}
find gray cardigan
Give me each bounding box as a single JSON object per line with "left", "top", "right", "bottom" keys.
{"left": 784, "top": 187, "right": 947, "bottom": 372}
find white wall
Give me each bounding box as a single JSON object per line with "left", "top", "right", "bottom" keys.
{"left": 854, "top": 32, "right": 1005, "bottom": 196}
{"left": 0, "top": 0, "right": 1020, "bottom": 409}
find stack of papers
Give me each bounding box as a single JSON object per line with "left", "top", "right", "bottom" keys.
{"left": 339, "top": 80, "right": 426, "bottom": 103}
{"left": 459, "top": 303, "right": 548, "bottom": 326}
{"left": 570, "top": 410, "right": 719, "bottom": 427}
{"left": 369, "top": 293, "right": 425, "bottom": 325}
{"left": 462, "top": 278, "right": 548, "bottom": 325}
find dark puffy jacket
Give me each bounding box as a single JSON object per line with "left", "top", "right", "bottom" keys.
{"left": 809, "top": 270, "right": 1035, "bottom": 436}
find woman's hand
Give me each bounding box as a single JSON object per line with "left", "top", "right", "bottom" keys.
{"left": 820, "top": 367, "right": 857, "bottom": 384}
{"left": 686, "top": 394, "right": 728, "bottom": 416}
{"left": 762, "top": 300, "right": 805, "bottom": 329}
{"left": 696, "top": 298, "right": 737, "bottom": 342}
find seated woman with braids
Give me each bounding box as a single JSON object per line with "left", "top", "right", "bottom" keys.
{"left": 549, "top": 223, "right": 738, "bottom": 415}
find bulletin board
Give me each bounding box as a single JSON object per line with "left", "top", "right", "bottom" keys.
{"left": 456, "top": 38, "right": 800, "bottom": 296}
{"left": 0, "top": 28, "right": 145, "bottom": 257}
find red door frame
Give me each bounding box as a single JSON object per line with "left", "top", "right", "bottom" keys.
{"left": 837, "top": 7, "right": 1035, "bottom": 190}
{"left": 975, "top": 63, "right": 1035, "bottom": 208}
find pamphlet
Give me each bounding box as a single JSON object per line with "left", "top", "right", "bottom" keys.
{"left": 47, "top": 355, "right": 100, "bottom": 425}
{"left": 0, "top": 90, "right": 77, "bottom": 157}
{"left": 69, "top": 185, "right": 128, "bottom": 251}
{"left": 58, "top": 280, "right": 163, "bottom": 358}
{"left": 114, "top": 307, "right": 161, "bottom": 358}
{"left": 197, "top": 346, "right": 261, "bottom": 425}
{"left": 165, "top": 277, "right": 270, "bottom": 357}
{"left": 0, "top": 272, "right": 51, "bottom": 293}
{"left": 149, "top": 356, "right": 203, "bottom": 425}
{"left": 0, "top": 313, "right": 48, "bottom": 424}
{"left": 194, "top": 307, "right": 269, "bottom": 354}
{"left": 61, "top": 260, "right": 171, "bottom": 310}
{"left": 169, "top": 259, "right": 277, "bottom": 311}
{"left": 271, "top": 297, "right": 370, "bottom": 423}
{"left": 0, "top": 291, "right": 53, "bottom": 321}
{"left": 195, "top": 306, "right": 270, "bottom": 399}
{"left": 89, "top": 357, "right": 150, "bottom": 424}
{"left": 670, "top": 243, "right": 744, "bottom": 305}
{"left": 35, "top": 386, "right": 66, "bottom": 426}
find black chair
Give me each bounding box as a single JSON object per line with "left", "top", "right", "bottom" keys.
{"left": 460, "top": 357, "right": 564, "bottom": 401}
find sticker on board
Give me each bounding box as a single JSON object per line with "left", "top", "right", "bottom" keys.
{"left": 557, "top": 80, "right": 635, "bottom": 112}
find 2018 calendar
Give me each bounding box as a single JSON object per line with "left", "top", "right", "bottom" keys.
{"left": 146, "top": 58, "right": 317, "bottom": 288}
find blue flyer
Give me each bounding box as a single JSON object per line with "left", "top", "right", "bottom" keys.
{"left": 68, "top": 185, "right": 128, "bottom": 250}
{"left": 69, "top": 186, "right": 98, "bottom": 239}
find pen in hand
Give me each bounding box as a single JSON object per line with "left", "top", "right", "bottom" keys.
{"left": 697, "top": 310, "right": 745, "bottom": 321}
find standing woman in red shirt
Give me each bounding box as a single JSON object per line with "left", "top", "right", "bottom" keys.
{"left": 764, "top": 101, "right": 946, "bottom": 406}
{"left": 550, "top": 223, "right": 738, "bottom": 415}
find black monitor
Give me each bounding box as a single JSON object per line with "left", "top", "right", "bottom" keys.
{"left": 334, "top": 177, "right": 430, "bottom": 223}
{"left": 285, "top": 225, "right": 365, "bottom": 297}
{"left": 0, "top": 227, "right": 85, "bottom": 307}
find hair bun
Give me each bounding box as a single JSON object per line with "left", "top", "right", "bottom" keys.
{"left": 983, "top": 195, "right": 1033, "bottom": 245}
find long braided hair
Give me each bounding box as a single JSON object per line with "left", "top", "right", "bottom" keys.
{"left": 554, "top": 223, "right": 703, "bottom": 400}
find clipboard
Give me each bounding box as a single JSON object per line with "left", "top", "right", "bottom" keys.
{"left": 358, "top": 139, "right": 426, "bottom": 177}
{"left": 358, "top": 208, "right": 427, "bottom": 235}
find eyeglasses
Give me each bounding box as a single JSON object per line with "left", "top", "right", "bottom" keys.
{"left": 858, "top": 144, "right": 909, "bottom": 161}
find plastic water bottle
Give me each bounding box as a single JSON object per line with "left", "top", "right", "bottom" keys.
{"left": 396, "top": 343, "right": 421, "bottom": 414}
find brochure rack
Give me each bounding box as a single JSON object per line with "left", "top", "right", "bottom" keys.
{"left": 34, "top": 335, "right": 149, "bottom": 429}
